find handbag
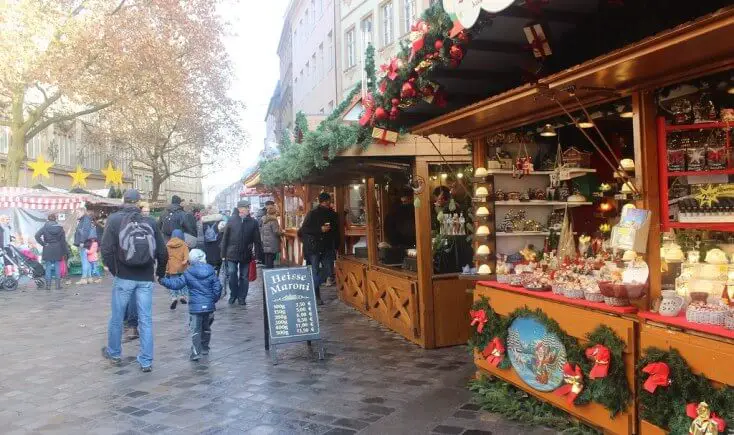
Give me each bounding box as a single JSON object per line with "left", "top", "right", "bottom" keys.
{"left": 60, "top": 258, "right": 68, "bottom": 278}
{"left": 248, "top": 260, "right": 257, "bottom": 282}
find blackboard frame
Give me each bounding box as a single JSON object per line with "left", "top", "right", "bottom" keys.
{"left": 262, "top": 266, "right": 322, "bottom": 346}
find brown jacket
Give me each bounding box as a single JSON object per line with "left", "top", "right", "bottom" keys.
{"left": 165, "top": 237, "right": 189, "bottom": 275}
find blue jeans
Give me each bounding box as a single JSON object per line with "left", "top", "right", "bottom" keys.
{"left": 227, "top": 260, "right": 249, "bottom": 303}
{"left": 125, "top": 289, "right": 138, "bottom": 328}
{"left": 308, "top": 251, "right": 334, "bottom": 299}
{"left": 90, "top": 261, "right": 100, "bottom": 277}
{"left": 106, "top": 278, "right": 153, "bottom": 367}
{"left": 44, "top": 260, "right": 61, "bottom": 281}
{"left": 80, "top": 247, "right": 91, "bottom": 278}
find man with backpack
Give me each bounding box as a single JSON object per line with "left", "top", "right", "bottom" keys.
{"left": 101, "top": 189, "right": 167, "bottom": 373}
{"left": 159, "top": 195, "right": 197, "bottom": 246}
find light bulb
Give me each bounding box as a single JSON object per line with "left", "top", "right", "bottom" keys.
{"left": 440, "top": 173, "right": 448, "bottom": 179}
{"left": 577, "top": 120, "right": 594, "bottom": 129}
{"left": 540, "top": 124, "right": 556, "bottom": 137}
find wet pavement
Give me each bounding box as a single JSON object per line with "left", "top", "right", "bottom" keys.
{"left": 0, "top": 269, "right": 556, "bottom": 435}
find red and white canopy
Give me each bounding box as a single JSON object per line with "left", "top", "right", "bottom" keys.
{"left": 0, "top": 187, "right": 85, "bottom": 211}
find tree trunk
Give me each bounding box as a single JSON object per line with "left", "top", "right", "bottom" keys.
{"left": 2, "top": 126, "right": 27, "bottom": 187}
{"left": 151, "top": 171, "right": 166, "bottom": 202}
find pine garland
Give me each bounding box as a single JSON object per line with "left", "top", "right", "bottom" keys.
{"left": 468, "top": 298, "right": 631, "bottom": 416}
{"left": 468, "top": 376, "right": 601, "bottom": 435}
{"left": 638, "top": 347, "right": 734, "bottom": 435}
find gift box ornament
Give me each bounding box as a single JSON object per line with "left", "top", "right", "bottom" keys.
{"left": 372, "top": 127, "right": 398, "bottom": 145}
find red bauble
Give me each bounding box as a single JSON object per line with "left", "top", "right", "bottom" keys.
{"left": 421, "top": 85, "right": 435, "bottom": 97}
{"left": 391, "top": 98, "right": 400, "bottom": 107}
{"left": 390, "top": 107, "right": 399, "bottom": 120}
{"left": 401, "top": 82, "right": 416, "bottom": 98}
{"left": 434, "top": 40, "right": 444, "bottom": 50}
{"left": 374, "top": 107, "right": 388, "bottom": 120}
{"left": 450, "top": 45, "right": 464, "bottom": 61}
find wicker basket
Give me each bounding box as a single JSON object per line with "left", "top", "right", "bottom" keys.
{"left": 604, "top": 296, "right": 631, "bottom": 306}
{"left": 551, "top": 284, "right": 565, "bottom": 295}
{"left": 584, "top": 291, "right": 605, "bottom": 303}
{"left": 563, "top": 288, "right": 585, "bottom": 299}
{"left": 496, "top": 274, "right": 510, "bottom": 283}
{"left": 725, "top": 314, "right": 734, "bottom": 330}
{"left": 686, "top": 306, "right": 726, "bottom": 326}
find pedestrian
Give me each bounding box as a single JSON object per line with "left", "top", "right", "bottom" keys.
{"left": 87, "top": 237, "right": 101, "bottom": 283}
{"left": 161, "top": 249, "right": 221, "bottom": 361}
{"left": 73, "top": 207, "right": 97, "bottom": 285}
{"left": 220, "top": 201, "right": 263, "bottom": 306}
{"left": 34, "top": 213, "right": 70, "bottom": 290}
{"left": 166, "top": 229, "right": 190, "bottom": 310}
{"left": 101, "top": 189, "right": 167, "bottom": 373}
{"left": 201, "top": 211, "right": 225, "bottom": 284}
{"left": 260, "top": 204, "right": 282, "bottom": 269}
{"left": 299, "top": 192, "right": 339, "bottom": 305}
{"left": 158, "top": 195, "right": 196, "bottom": 245}
{"left": 123, "top": 202, "right": 154, "bottom": 340}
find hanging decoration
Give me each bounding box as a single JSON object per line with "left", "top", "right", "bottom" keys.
{"left": 481, "top": 337, "right": 505, "bottom": 367}
{"left": 409, "top": 20, "right": 429, "bottom": 61}
{"left": 687, "top": 402, "right": 726, "bottom": 435}
{"left": 27, "top": 154, "right": 53, "bottom": 179}
{"left": 371, "top": 127, "right": 398, "bottom": 145}
{"left": 380, "top": 57, "right": 402, "bottom": 81}
{"left": 523, "top": 23, "right": 552, "bottom": 59}
{"left": 359, "top": 93, "right": 375, "bottom": 126}
{"left": 641, "top": 362, "right": 670, "bottom": 393}
{"left": 101, "top": 162, "right": 123, "bottom": 186}
{"left": 555, "top": 363, "right": 584, "bottom": 405}
{"left": 470, "top": 309, "right": 488, "bottom": 333}
{"left": 68, "top": 165, "right": 91, "bottom": 187}
{"left": 585, "top": 344, "right": 610, "bottom": 379}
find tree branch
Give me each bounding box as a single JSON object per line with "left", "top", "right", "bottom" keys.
{"left": 110, "top": 0, "right": 127, "bottom": 15}
{"left": 26, "top": 100, "right": 115, "bottom": 141}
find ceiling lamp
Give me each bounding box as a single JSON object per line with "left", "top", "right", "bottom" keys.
{"left": 577, "top": 119, "right": 594, "bottom": 129}
{"left": 540, "top": 124, "right": 557, "bottom": 137}
{"left": 619, "top": 107, "right": 634, "bottom": 118}
{"left": 440, "top": 173, "right": 448, "bottom": 179}
{"left": 728, "top": 85, "right": 734, "bottom": 95}
{"left": 457, "top": 172, "right": 464, "bottom": 179}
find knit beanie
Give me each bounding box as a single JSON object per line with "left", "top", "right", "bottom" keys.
{"left": 171, "top": 229, "right": 184, "bottom": 240}
{"left": 189, "top": 249, "right": 206, "bottom": 264}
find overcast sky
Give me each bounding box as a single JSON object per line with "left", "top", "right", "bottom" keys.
{"left": 203, "top": 0, "right": 290, "bottom": 202}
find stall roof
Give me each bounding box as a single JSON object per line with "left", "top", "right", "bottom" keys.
{"left": 410, "top": 6, "right": 734, "bottom": 139}
{"left": 299, "top": 157, "right": 413, "bottom": 186}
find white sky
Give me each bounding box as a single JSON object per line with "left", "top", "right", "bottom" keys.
{"left": 203, "top": 0, "right": 290, "bottom": 202}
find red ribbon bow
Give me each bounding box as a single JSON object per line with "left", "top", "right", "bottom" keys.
{"left": 642, "top": 362, "right": 671, "bottom": 393}
{"left": 481, "top": 338, "right": 505, "bottom": 367}
{"left": 686, "top": 402, "right": 727, "bottom": 433}
{"left": 359, "top": 93, "right": 375, "bottom": 127}
{"left": 380, "top": 57, "right": 401, "bottom": 81}
{"left": 555, "top": 363, "right": 584, "bottom": 404}
{"left": 409, "top": 20, "right": 429, "bottom": 61}
{"left": 469, "top": 309, "right": 488, "bottom": 334}
{"left": 585, "top": 344, "right": 610, "bottom": 379}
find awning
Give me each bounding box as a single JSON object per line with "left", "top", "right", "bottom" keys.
{"left": 244, "top": 172, "right": 261, "bottom": 188}
{"left": 299, "top": 157, "right": 413, "bottom": 186}
{"left": 0, "top": 187, "right": 85, "bottom": 211}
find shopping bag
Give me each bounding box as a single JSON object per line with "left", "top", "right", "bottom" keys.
{"left": 248, "top": 260, "right": 257, "bottom": 282}
{"left": 60, "top": 258, "right": 68, "bottom": 278}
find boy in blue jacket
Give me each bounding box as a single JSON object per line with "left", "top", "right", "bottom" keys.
{"left": 161, "top": 249, "right": 221, "bottom": 360}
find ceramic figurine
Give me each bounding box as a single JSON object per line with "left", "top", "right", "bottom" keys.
{"left": 688, "top": 402, "right": 720, "bottom": 435}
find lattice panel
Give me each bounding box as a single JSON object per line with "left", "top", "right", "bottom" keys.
{"left": 366, "top": 269, "right": 418, "bottom": 340}
{"left": 336, "top": 260, "right": 366, "bottom": 311}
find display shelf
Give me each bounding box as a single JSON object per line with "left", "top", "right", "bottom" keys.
{"left": 484, "top": 168, "right": 596, "bottom": 177}
{"left": 666, "top": 222, "right": 734, "bottom": 231}
{"left": 494, "top": 200, "right": 592, "bottom": 207}
{"left": 638, "top": 311, "right": 734, "bottom": 340}
{"left": 664, "top": 121, "right": 734, "bottom": 132}
{"left": 668, "top": 168, "right": 734, "bottom": 177}
{"left": 459, "top": 273, "right": 493, "bottom": 281}
{"left": 495, "top": 231, "right": 550, "bottom": 237}
{"left": 478, "top": 281, "right": 639, "bottom": 315}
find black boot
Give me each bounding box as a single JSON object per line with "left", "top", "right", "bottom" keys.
{"left": 45, "top": 279, "right": 50, "bottom": 291}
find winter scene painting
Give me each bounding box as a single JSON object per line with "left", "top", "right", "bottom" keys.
{"left": 507, "top": 316, "right": 567, "bottom": 392}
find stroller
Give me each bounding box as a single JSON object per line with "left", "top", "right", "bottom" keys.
{"left": 1, "top": 245, "right": 45, "bottom": 290}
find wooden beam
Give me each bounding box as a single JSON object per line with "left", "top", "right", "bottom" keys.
{"left": 431, "top": 68, "right": 519, "bottom": 82}
{"left": 334, "top": 185, "right": 346, "bottom": 255}
{"left": 501, "top": 5, "right": 588, "bottom": 24}
{"left": 414, "top": 158, "right": 435, "bottom": 348}
{"left": 467, "top": 39, "right": 529, "bottom": 54}
{"left": 365, "top": 177, "right": 378, "bottom": 267}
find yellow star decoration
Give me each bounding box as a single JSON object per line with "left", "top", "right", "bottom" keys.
{"left": 101, "top": 162, "right": 123, "bottom": 186}
{"left": 68, "top": 165, "right": 91, "bottom": 187}
{"left": 27, "top": 154, "right": 53, "bottom": 179}
{"left": 695, "top": 184, "right": 721, "bottom": 208}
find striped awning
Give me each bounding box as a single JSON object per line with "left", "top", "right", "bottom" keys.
{"left": 0, "top": 187, "right": 85, "bottom": 210}
{"left": 244, "top": 172, "right": 261, "bottom": 188}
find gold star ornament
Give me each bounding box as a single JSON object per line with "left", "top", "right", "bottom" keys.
{"left": 695, "top": 184, "right": 721, "bottom": 208}
{"left": 68, "top": 165, "right": 91, "bottom": 187}
{"left": 27, "top": 155, "right": 53, "bottom": 179}
{"left": 101, "top": 162, "right": 123, "bottom": 186}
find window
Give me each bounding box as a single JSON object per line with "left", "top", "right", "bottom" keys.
{"left": 305, "top": 61, "right": 310, "bottom": 79}
{"left": 361, "top": 15, "right": 373, "bottom": 48}
{"left": 293, "top": 30, "right": 297, "bottom": 49}
{"left": 328, "top": 101, "right": 334, "bottom": 112}
{"left": 310, "top": 0, "right": 315, "bottom": 21}
{"left": 327, "top": 31, "right": 333, "bottom": 70}
{"left": 345, "top": 27, "right": 356, "bottom": 68}
{"left": 403, "top": 0, "right": 416, "bottom": 34}
{"left": 312, "top": 52, "right": 317, "bottom": 80}
{"left": 320, "top": 107, "right": 324, "bottom": 114}
{"left": 0, "top": 127, "right": 10, "bottom": 154}
{"left": 318, "top": 43, "right": 324, "bottom": 78}
{"left": 380, "top": 1, "right": 394, "bottom": 47}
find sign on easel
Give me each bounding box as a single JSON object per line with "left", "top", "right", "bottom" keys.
{"left": 262, "top": 267, "right": 324, "bottom": 364}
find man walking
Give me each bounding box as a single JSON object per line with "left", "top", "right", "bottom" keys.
{"left": 220, "top": 200, "right": 263, "bottom": 306}
{"left": 299, "top": 192, "right": 339, "bottom": 305}
{"left": 158, "top": 195, "right": 196, "bottom": 245}
{"left": 74, "top": 207, "right": 98, "bottom": 285}
{"left": 101, "top": 189, "right": 167, "bottom": 372}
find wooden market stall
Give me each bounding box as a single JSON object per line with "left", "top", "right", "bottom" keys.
{"left": 404, "top": 5, "right": 734, "bottom": 435}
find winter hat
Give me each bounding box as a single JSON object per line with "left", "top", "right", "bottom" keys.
{"left": 189, "top": 249, "right": 206, "bottom": 264}
{"left": 171, "top": 195, "right": 182, "bottom": 205}
{"left": 171, "top": 229, "right": 184, "bottom": 240}
{"left": 123, "top": 189, "right": 141, "bottom": 204}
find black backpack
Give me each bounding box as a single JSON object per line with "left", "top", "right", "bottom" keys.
{"left": 118, "top": 212, "right": 156, "bottom": 266}
{"left": 160, "top": 210, "right": 180, "bottom": 236}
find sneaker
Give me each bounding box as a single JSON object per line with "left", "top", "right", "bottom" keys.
{"left": 325, "top": 278, "right": 335, "bottom": 287}
{"left": 228, "top": 298, "right": 235, "bottom": 305}
{"left": 101, "top": 347, "right": 122, "bottom": 365}
{"left": 170, "top": 298, "right": 178, "bottom": 310}
{"left": 190, "top": 352, "right": 201, "bottom": 361}
{"left": 140, "top": 365, "right": 152, "bottom": 373}
{"left": 179, "top": 296, "right": 188, "bottom": 305}
{"left": 92, "top": 278, "right": 102, "bottom": 284}
{"left": 238, "top": 300, "right": 247, "bottom": 306}
{"left": 75, "top": 279, "right": 88, "bottom": 285}
{"left": 202, "top": 349, "right": 210, "bottom": 355}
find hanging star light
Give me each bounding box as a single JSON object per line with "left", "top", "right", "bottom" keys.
{"left": 27, "top": 154, "right": 54, "bottom": 179}
{"left": 68, "top": 165, "right": 91, "bottom": 187}
{"left": 101, "top": 162, "right": 123, "bottom": 186}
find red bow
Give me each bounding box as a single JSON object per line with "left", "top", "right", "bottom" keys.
{"left": 641, "top": 362, "right": 670, "bottom": 393}
{"left": 686, "top": 403, "right": 727, "bottom": 433}
{"left": 481, "top": 338, "right": 505, "bottom": 367}
{"left": 707, "top": 148, "right": 725, "bottom": 161}
{"left": 469, "top": 309, "right": 488, "bottom": 334}
{"left": 585, "top": 344, "right": 610, "bottom": 379}
{"left": 380, "top": 58, "right": 401, "bottom": 81}
{"left": 555, "top": 363, "right": 584, "bottom": 404}
{"left": 409, "top": 20, "right": 429, "bottom": 61}
{"left": 359, "top": 93, "right": 375, "bottom": 127}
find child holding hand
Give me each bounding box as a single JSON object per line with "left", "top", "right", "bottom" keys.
{"left": 166, "top": 229, "right": 189, "bottom": 309}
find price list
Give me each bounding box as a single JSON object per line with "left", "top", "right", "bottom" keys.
{"left": 272, "top": 303, "right": 289, "bottom": 336}
{"left": 295, "top": 301, "right": 316, "bottom": 334}
{"left": 263, "top": 267, "right": 321, "bottom": 346}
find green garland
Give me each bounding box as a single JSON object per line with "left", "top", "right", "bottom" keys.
{"left": 468, "top": 298, "right": 631, "bottom": 417}
{"left": 638, "top": 347, "right": 733, "bottom": 435}
{"left": 468, "top": 376, "right": 601, "bottom": 435}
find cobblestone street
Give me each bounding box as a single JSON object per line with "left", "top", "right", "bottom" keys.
{"left": 0, "top": 271, "right": 555, "bottom": 435}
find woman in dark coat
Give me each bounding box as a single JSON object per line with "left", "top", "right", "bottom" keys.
{"left": 201, "top": 212, "right": 226, "bottom": 296}
{"left": 34, "top": 213, "right": 70, "bottom": 290}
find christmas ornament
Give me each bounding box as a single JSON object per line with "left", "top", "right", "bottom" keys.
{"left": 391, "top": 98, "right": 400, "bottom": 107}
{"left": 641, "top": 362, "right": 671, "bottom": 393}
{"left": 380, "top": 57, "right": 401, "bottom": 81}
{"left": 409, "top": 20, "right": 429, "bottom": 61}
{"left": 686, "top": 402, "right": 726, "bottom": 435}
{"left": 433, "top": 90, "right": 448, "bottom": 108}
{"left": 374, "top": 107, "right": 388, "bottom": 121}
{"left": 555, "top": 363, "right": 584, "bottom": 404}
{"left": 469, "top": 309, "right": 488, "bottom": 333}
{"left": 421, "top": 84, "right": 436, "bottom": 103}
{"left": 585, "top": 344, "right": 610, "bottom": 379}
{"left": 27, "top": 154, "right": 53, "bottom": 179}
{"left": 456, "top": 30, "right": 470, "bottom": 44}
{"left": 68, "top": 165, "right": 91, "bottom": 187}
{"left": 101, "top": 162, "right": 124, "bottom": 186}
{"left": 359, "top": 93, "right": 375, "bottom": 126}
{"left": 401, "top": 82, "right": 416, "bottom": 99}
{"left": 450, "top": 45, "right": 464, "bottom": 62}
{"left": 434, "top": 39, "right": 444, "bottom": 50}
{"left": 389, "top": 106, "right": 399, "bottom": 120}
{"left": 415, "top": 59, "right": 434, "bottom": 73}
{"left": 481, "top": 337, "right": 505, "bottom": 367}
{"left": 524, "top": 23, "right": 552, "bottom": 58}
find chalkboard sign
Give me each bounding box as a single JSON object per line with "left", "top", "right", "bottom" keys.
{"left": 262, "top": 267, "right": 321, "bottom": 346}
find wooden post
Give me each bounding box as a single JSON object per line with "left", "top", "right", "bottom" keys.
{"left": 414, "top": 158, "right": 435, "bottom": 348}
{"left": 633, "top": 90, "right": 662, "bottom": 302}
{"left": 334, "top": 185, "right": 346, "bottom": 255}
{"left": 365, "top": 177, "right": 378, "bottom": 266}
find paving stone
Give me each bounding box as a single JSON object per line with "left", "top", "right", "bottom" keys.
{"left": 460, "top": 403, "right": 482, "bottom": 411}
{"left": 332, "top": 418, "right": 370, "bottom": 430}
{"left": 453, "top": 410, "right": 479, "bottom": 419}
{"left": 432, "top": 425, "right": 465, "bottom": 434}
